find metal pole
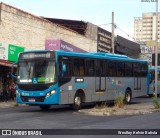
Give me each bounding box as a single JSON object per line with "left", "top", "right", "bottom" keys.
{"left": 0, "top": 2, "right": 2, "bottom": 23}
{"left": 155, "top": 0, "right": 158, "bottom": 98}
{"left": 112, "top": 12, "right": 114, "bottom": 53}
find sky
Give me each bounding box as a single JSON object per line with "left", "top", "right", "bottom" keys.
{"left": 0, "top": 0, "right": 159, "bottom": 41}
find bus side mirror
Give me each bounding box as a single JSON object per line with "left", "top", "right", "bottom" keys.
{"left": 11, "top": 62, "right": 17, "bottom": 80}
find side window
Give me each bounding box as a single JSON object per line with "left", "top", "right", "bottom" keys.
{"left": 73, "top": 58, "right": 85, "bottom": 76}
{"left": 133, "top": 63, "right": 141, "bottom": 77}
{"left": 59, "top": 61, "right": 71, "bottom": 78}
{"left": 73, "top": 59, "right": 79, "bottom": 76}
{"left": 86, "top": 60, "right": 95, "bottom": 76}
{"left": 125, "top": 62, "right": 133, "bottom": 76}
{"left": 133, "top": 63, "right": 138, "bottom": 77}
{"left": 79, "top": 59, "right": 85, "bottom": 75}
{"left": 64, "top": 62, "right": 71, "bottom": 77}
{"left": 137, "top": 63, "right": 141, "bottom": 77}
{"left": 108, "top": 61, "right": 117, "bottom": 76}
{"left": 95, "top": 60, "right": 105, "bottom": 76}
{"left": 141, "top": 63, "right": 148, "bottom": 77}
{"left": 117, "top": 62, "right": 125, "bottom": 77}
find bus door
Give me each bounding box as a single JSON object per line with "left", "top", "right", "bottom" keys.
{"left": 96, "top": 77, "right": 106, "bottom": 92}
{"left": 95, "top": 60, "right": 106, "bottom": 92}
{"left": 133, "top": 63, "right": 141, "bottom": 90}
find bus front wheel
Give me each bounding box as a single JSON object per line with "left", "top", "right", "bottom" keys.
{"left": 71, "top": 93, "right": 82, "bottom": 110}
{"left": 40, "top": 105, "right": 51, "bottom": 110}
{"left": 124, "top": 90, "right": 132, "bottom": 104}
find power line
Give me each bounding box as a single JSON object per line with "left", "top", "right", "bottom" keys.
{"left": 98, "top": 23, "right": 112, "bottom": 26}
{"left": 98, "top": 22, "right": 137, "bottom": 42}
{"left": 114, "top": 24, "right": 136, "bottom": 41}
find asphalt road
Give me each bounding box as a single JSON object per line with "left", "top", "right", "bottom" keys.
{"left": 0, "top": 97, "right": 160, "bottom": 138}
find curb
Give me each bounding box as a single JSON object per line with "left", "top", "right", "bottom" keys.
{"left": 78, "top": 103, "right": 160, "bottom": 116}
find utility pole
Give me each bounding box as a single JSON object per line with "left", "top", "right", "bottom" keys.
{"left": 155, "top": 0, "right": 158, "bottom": 98}
{"left": 112, "top": 12, "right": 114, "bottom": 53}
{"left": 0, "top": 3, "right": 2, "bottom": 24}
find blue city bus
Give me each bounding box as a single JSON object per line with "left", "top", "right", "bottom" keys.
{"left": 12, "top": 50, "right": 148, "bottom": 110}
{"left": 147, "top": 67, "right": 160, "bottom": 97}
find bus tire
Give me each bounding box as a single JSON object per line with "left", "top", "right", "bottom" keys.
{"left": 124, "top": 90, "right": 132, "bottom": 104}
{"left": 71, "top": 93, "right": 82, "bottom": 110}
{"left": 40, "top": 105, "right": 51, "bottom": 110}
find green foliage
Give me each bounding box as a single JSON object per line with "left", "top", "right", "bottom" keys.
{"left": 152, "top": 96, "right": 160, "bottom": 109}
{"left": 114, "top": 95, "right": 125, "bottom": 108}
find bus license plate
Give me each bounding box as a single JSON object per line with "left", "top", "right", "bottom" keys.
{"left": 28, "top": 98, "right": 35, "bottom": 102}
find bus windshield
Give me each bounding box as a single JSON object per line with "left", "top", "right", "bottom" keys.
{"left": 17, "top": 60, "right": 56, "bottom": 84}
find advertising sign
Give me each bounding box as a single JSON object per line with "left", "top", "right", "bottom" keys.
{"left": 45, "top": 40, "right": 60, "bottom": 51}
{"left": 45, "top": 40, "right": 86, "bottom": 53}
{"left": 97, "top": 27, "right": 112, "bottom": 53}
{"left": 0, "top": 43, "right": 25, "bottom": 62}
{"left": 8, "top": 44, "right": 25, "bottom": 62}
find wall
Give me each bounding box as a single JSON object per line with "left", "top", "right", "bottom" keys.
{"left": 0, "top": 3, "right": 97, "bottom": 52}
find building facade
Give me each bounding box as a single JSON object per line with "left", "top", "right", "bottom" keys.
{"left": 43, "top": 18, "right": 112, "bottom": 53}
{"left": 0, "top": 2, "right": 97, "bottom": 52}
{"left": 134, "top": 17, "right": 143, "bottom": 42}
{"left": 134, "top": 12, "right": 160, "bottom": 42}
{"left": 115, "top": 35, "right": 140, "bottom": 59}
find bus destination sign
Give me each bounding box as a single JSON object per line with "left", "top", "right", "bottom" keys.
{"left": 20, "top": 52, "right": 54, "bottom": 60}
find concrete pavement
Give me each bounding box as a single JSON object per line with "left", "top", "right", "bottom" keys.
{"left": 0, "top": 98, "right": 160, "bottom": 117}
{"left": 0, "top": 100, "right": 28, "bottom": 108}
{"left": 0, "top": 100, "right": 18, "bottom": 108}
{"left": 79, "top": 101, "right": 160, "bottom": 116}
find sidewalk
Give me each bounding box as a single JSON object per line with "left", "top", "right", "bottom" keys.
{"left": 0, "top": 100, "right": 17, "bottom": 108}
{"left": 79, "top": 102, "right": 160, "bottom": 116}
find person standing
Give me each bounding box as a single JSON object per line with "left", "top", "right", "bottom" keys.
{"left": 9, "top": 81, "right": 15, "bottom": 101}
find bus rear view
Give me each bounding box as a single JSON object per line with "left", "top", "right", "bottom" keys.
{"left": 16, "top": 51, "right": 58, "bottom": 110}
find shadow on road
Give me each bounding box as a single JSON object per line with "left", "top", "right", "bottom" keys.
{"left": 17, "top": 103, "right": 96, "bottom": 113}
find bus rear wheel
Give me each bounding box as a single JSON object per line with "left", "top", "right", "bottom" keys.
{"left": 40, "top": 105, "right": 51, "bottom": 110}
{"left": 124, "top": 90, "right": 132, "bottom": 104}
{"left": 71, "top": 93, "right": 82, "bottom": 110}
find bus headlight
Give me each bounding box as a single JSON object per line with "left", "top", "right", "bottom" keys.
{"left": 46, "top": 93, "right": 50, "bottom": 98}
{"left": 51, "top": 90, "right": 56, "bottom": 95}
{"left": 45, "top": 90, "right": 56, "bottom": 98}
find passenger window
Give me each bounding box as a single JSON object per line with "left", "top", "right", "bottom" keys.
{"left": 117, "top": 62, "right": 125, "bottom": 77}
{"left": 108, "top": 61, "right": 116, "bottom": 76}
{"left": 86, "top": 60, "right": 95, "bottom": 76}
{"left": 59, "top": 61, "right": 71, "bottom": 78}
{"left": 95, "top": 60, "right": 105, "bottom": 76}
{"left": 73, "top": 59, "right": 85, "bottom": 76}
{"left": 125, "top": 62, "right": 133, "bottom": 76}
